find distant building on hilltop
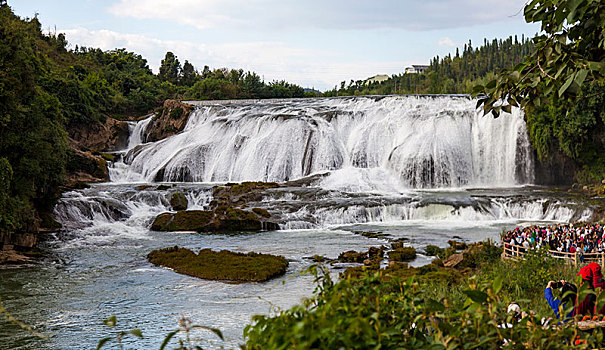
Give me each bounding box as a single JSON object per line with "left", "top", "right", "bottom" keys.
{"left": 364, "top": 74, "right": 389, "bottom": 85}
{"left": 404, "top": 65, "right": 429, "bottom": 74}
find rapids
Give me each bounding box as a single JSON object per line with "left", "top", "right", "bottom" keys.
{"left": 1, "top": 96, "right": 598, "bottom": 349}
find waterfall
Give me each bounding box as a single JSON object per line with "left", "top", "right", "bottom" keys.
{"left": 120, "top": 96, "right": 534, "bottom": 188}
{"left": 127, "top": 115, "right": 154, "bottom": 149}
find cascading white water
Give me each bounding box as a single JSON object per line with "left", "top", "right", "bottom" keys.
{"left": 127, "top": 115, "right": 154, "bottom": 149}
{"left": 120, "top": 96, "right": 534, "bottom": 188}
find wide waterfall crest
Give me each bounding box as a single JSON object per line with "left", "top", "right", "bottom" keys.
{"left": 119, "top": 96, "right": 534, "bottom": 188}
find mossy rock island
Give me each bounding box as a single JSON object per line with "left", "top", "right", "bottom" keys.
{"left": 150, "top": 208, "right": 279, "bottom": 232}
{"left": 147, "top": 246, "right": 288, "bottom": 282}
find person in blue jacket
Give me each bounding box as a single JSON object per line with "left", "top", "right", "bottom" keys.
{"left": 545, "top": 280, "right": 577, "bottom": 321}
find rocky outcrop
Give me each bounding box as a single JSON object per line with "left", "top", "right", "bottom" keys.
{"left": 150, "top": 208, "right": 279, "bottom": 233}
{"left": 64, "top": 143, "right": 109, "bottom": 188}
{"left": 211, "top": 182, "right": 280, "bottom": 207}
{"left": 69, "top": 117, "right": 130, "bottom": 153}
{"left": 0, "top": 250, "right": 33, "bottom": 264}
{"left": 1, "top": 233, "right": 37, "bottom": 264}
{"left": 533, "top": 151, "right": 579, "bottom": 186}
{"left": 170, "top": 192, "right": 188, "bottom": 211}
{"left": 145, "top": 100, "right": 194, "bottom": 142}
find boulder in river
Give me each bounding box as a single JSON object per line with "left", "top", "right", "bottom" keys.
{"left": 387, "top": 247, "right": 417, "bottom": 262}
{"left": 150, "top": 208, "right": 279, "bottom": 232}
{"left": 170, "top": 192, "right": 188, "bottom": 211}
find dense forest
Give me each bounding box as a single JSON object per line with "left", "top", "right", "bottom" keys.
{"left": 328, "top": 35, "right": 535, "bottom": 96}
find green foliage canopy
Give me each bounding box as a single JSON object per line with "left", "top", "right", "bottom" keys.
{"left": 475, "top": 0, "right": 605, "bottom": 118}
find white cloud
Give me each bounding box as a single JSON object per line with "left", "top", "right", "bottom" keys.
{"left": 61, "top": 27, "right": 405, "bottom": 90}
{"left": 437, "top": 37, "right": 457, "bottom": 47}
{"left": 107, "top": 0, "right": 528, "bottom": 31}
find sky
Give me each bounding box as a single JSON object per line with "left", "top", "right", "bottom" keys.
{"left": 10, "top": 0, "right": 539, "bottom": 91}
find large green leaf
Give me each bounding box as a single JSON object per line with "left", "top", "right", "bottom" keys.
{"left": 463, "top": 290, "right": 488, "bottom": 303}
{"left": 558, "top": 73, "right": 575, "bottom": 96}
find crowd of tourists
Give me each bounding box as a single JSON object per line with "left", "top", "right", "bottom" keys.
{"left": 502, "top": 223, "right": 605, "bottom": 255}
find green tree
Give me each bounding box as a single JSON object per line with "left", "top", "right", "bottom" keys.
{"left": 475, "top": 0, "right": 605, "bottom": 117}
{"left": 158, "top": 51, "right": 181, "bottom": 85}
{"left": 179, "top": 60, "right": 198, "bottom": 87}
{"left": 0, "top": 6, "right": 68, "bottom": 233}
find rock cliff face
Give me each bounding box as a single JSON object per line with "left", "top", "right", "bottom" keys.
{"left": 64, "top": 139, "right": 109, "bottom": 188}
{"left": 69, "top": 117, "right": 130, "bottom": 153}
{"left": 533, "top": 151, "right": 579, "bottom": 186}
{"left": 145, "top": 100, "right": 194, "bottom": 142}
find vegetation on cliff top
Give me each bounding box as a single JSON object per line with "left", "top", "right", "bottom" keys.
{"left": 147, "top": 246, "right": 288, "bottom": 282}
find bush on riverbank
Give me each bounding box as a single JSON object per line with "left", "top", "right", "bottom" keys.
{"left": 147, "top": 246, "right": 288, "bottom": 282}
{"left": 244, "top": 242, "right": 588, "bottom": 349}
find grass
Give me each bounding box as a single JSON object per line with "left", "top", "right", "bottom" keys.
{"left": 147, "top": 246, "right": 289, "bottom": 282}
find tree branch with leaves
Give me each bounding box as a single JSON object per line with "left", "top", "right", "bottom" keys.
{"left": 474, "top": 0, "right": 605, "bottom": 117}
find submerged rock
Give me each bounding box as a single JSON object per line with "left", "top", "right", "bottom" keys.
{"left": 147, "top": 246, "right": 288, "bottom": 282}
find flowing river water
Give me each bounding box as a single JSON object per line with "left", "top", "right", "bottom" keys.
{"left": 0, "top": 96, "right": 600, "bottom": 349}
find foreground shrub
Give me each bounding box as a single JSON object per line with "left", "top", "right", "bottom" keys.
{"left": 244, "top": 266, "right": 600, "bottom": 349}
{"left": 147, "top": 246, "right": 288, "bottom": 282}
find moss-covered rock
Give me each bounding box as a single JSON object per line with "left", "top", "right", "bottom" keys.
{"left": 252, "top": 207, "right": 271, "bottom": 218}
{"left": 368, "top": 246, "right": 384, "bottom": 260}
{"left": 151, "top": 210, "right": 214, "bottom": 231}
{"left": 170, "top": 192, "right": 188, "bottom": 211}
{"left": 387, "top": 247, "right": 417, "bottom": 262}
{"left": 211, "top": 182, "right": 280, "bottom": 208}
{"left": 150, "top": 207, "right": 279, "bottom": 233}
{"left": 448, "top": 240, "right": 468, "bottom": 250}
{"left": 147, "top": 246, "right": 288, "bottom": 282}
{"left": 424, "top": 245, "right": 445, "bottom": 257}
{"left": 338, "top": 250, "right": 367, "bottom": 263}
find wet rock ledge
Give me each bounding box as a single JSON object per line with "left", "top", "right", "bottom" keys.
{"left": 150, "top": 182, "right": 281, "bottom": 233}
{"left": 147, "top": 246, "right": 288, "bottom": 282}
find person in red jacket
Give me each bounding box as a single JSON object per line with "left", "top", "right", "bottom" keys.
{"left": 575, "top": 265, "right": 597, "bottom": 317}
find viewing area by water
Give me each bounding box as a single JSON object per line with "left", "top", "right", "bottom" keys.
{"left": 502, "top": 242, "right": 605, "bottom": 267}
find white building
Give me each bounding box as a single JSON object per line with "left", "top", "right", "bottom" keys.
{"left": 405, "top": 65, "right": 429, "bottom": 74}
